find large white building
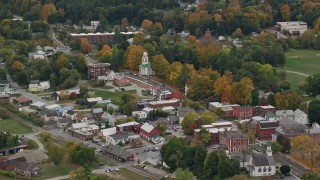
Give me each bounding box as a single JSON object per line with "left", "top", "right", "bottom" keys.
{"left": 276, "top": 21, "right": 308, "bottom": 35}
{"left": 248, "top": 145, "right": 276, "bottom": 177}
{"left": 139, "top": 52, "right": 154, "bottom": 76}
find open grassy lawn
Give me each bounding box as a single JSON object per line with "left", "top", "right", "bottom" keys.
{"left": 92, "top": 90, "right": 137, "bottom": 105}
{"left": 114, "top": 168, "right": 149, "bottom": 180}
{"left": 0, "top": 119, "right": 32, "bottom": 134}
{"left": 0, "top": 175, "right": 15, "bottom": 180}
{"left": 284, "top": 49, "right": 320, "bottom": 75}
{"left": 285, "top": 72, "right": 306, "bottom": 93}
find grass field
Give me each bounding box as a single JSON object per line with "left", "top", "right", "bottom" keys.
{"left": 114, "top": 168, "right": 149, "bottom": 180}
{"left": 284, "top": 72, "right": 306, "bottom": 92}
{"left": 0, "top": 119, "right": 32, "bottom": 134}
{"left": 284, "top": 49, "right": 320, "bottom": 75}
{"left": 92, "top": 89, "right": 137, "bottom": 105}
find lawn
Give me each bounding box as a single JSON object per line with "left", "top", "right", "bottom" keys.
{"left": 284, "top": 49, "right": 320, "bottom": 75}
{"left": 114, "top": 168, "right": 149, "bottom": 180}
{"left": 284, "top": 72, "right": 306, "bottom": 93}
{"left": 0, "top": 119, "right": 32, "bottom": 134}
{"left": 92, "top": 89, "right": 137, "bottom": 105}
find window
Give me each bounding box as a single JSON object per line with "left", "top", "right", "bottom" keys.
{"left": 263, "top": 167, "right": 267, "bottom": 172}
{"left": 258, "top": 168, "right": 261, "bottom": 172}
{"left": 268, "top": 167, "right": 271, "bottom": 172}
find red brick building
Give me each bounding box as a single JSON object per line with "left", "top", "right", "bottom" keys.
{"left": 69, "top": 32, "right": 137, "bottom": 44}
{"left": 254, "top": 105, "right": 276, "bottom": 117}
{"left": 255, "top": 121, "right": 279, "bottom": 141}
{"left": 113, "top": 75, "right": 130, "bottom": 87}
{"left": 219, "top": 131, "right": 249, "bottom": 153}
{"left": 116, "top": 122, "right": 141, "bottom": 134}
{"left": 88, "top": 63, "right": 110, "bottom": 80}
{"left": 233, "top": 106, "right": 254, "bottom": 119}
{"left": 139, "top": 122, "right": 160, "bottom": 141}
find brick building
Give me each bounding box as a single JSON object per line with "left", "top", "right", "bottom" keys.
{"left": 88, "top": 63, "right": 110, "bottom": 80}
{"left": 255, "top": 121, "right": 279, "bottom": 141}
{"left": 219, "top": 131, "right": 249, "bottom": 153}
{"left": 233, "top": 106, "right": 254, "bottom": 119}
{"left": 139, "top": 122, "right": 160, "bottom": 141}
{"left": 113, "top": 75, "right": 130, "bottom": 87}
{"left": 116, "top": 122, "right": 141, "bottom": 134}
{"left": 254, "top": 105, "right": 276, "bottom": 117}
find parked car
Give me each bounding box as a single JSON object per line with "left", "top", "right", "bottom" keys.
{"left": 105, "top": 169, "right": 110, "bottom": 173}
{"left": 98, "top": 163, "right": 105, "bottom": 166}
{"left": 120, "top": 88, "right": 125, "bottom": 91}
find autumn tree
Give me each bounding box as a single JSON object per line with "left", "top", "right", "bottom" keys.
{"left": 315, "top": 17, "right": 320, "bottom": 33}
{"left": 291, "top": 135, "right": 319, "bottom": 169}
{"left": 67, "top": 142, "right": 96, "bottom": 165}
{"left": 280, "top": 4, "right": 291, "bottom": 21}
{"left": 166, "top": 62, "right": 183, "bottom": 86}
{"left": 11, "top": 61, "right": 24, "bottom": 72}
{"left": 124, "top": 45, "right": 144, "bottom": 70}
{"left": 232, "top": 28, "right": 243, "bottom": 38}
{"left": 229, "top": 77, "right": 254, "bottom": 105}
{"left": 55, "top": 54, "right": 69, "bottom": 70}
{"left": 141, "top": 19, "right": 153, "bottom": 32}
{"left": 40, "top": 3, "right": 57, "bottom": 21}
{"left": 48, "top": 144, "right": 65, "bottom": 166}
{"left": 133, "top": 33, "right": 145, "bottom": 45}
{"left": 188, "top": 75, "right": 213, "bottom": 100}
{"left": 181, "top": 112, "right": 198, "bottom": 135}
{"left": 96, "top": 44, "right": 112, "bottom": 62}
{"left": 151, "top": 54, "right": 170, "bottom": 79}
{"left": 213, "top": 70, "right": 233, "bottom": 102}
{"left": 154, "top": 22, "right": 163, "bottom": 32}
{"left": 308, "top": 100, "right": 320, "bottom": 126}
{"left": 274, "top": 92, "right": 303, "bottom": 110}
{"left": 80, "top": 38, "right": 92, "bottom": 54}
{"left": 121, "top": 17, "right": 129, "bottom": 27}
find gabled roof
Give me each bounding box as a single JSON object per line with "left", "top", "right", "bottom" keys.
{"left": 104, "top": 144, "right": 132, "bottom": 160}
{"left": 294, "top": 109, "right": 307, "bottom": 119}
{"left": 1, "top": 157, "right": 26, "bottom": 167}
{"left": 45, "top": 110, "right": 56, "bottom": 117}
{"left": 168, "top": 115, "right": 179, "bottom": 122}
{"left": 146, "top": 151, "right": 161, "bottom": 159}
{"left": 276, "top": 110, "right": 294, "bottom": 117}
{"left": 92, "top": 108, "right": 103, "bottom": 114}
{"left": 114, "top": 75, "right": 127, "bottom": 81}
{"left": 252, "top": 154, "right": 275, "bottom": 166}
{"left": 14, "top": 96, "right": 32, "bottom": 103}
{"left": 15, "top": 162, "right": 40, "bottom": 172}
{"left": 66, "top": 110, "right": 75, "bottom": 115}
{"left": 223, "top": 131, "right": 248, "bottom": 139}
{"left": 109, "top": 133, "right": 129, "bottom": 140}
{"left": 102, "top": 127, "right": 116, "bottom": 136}
{"left": 31, "top": 101, "right": 45, "bottom": 108}
{"left": 141, "top": 122, "right": 156, "bottom": 133}
{"left": 259, "top": 121, "right": 279, "bottom": 129}
{"left": 71, "top": 122, "right": 88, "bottom": 129}
{"left": 58, "top": 117, "right": 72, "bottom": 124}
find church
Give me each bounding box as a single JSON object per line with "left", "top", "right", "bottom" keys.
{"left": 139, "top": 52, "right": 154, "bottom": 76}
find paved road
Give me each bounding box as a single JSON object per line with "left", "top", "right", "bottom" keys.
{"left": 277, "top": 153, "right": 309, "bottom": 178}
{"left": 24, "top": 133, "right": 45, "bottom": 151}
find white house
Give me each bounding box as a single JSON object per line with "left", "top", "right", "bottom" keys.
{"left": 106, "top": 132, "right": 139, "bottom": 145}
{"left": 276, "top": 110, "right": 294, "bottom": 120}
{"left": 294, "top": 109, "right": 308, "bottom": 125}
{"left": 62, "top": 110, "right": 77, "bottom": 121}
{"left": 132, "top": 111, "right": 148, "bottom": 120}
{"left": 146, "top": 151, "right": 161, "bottom": 165}
{"left": 102, "top": 112, "right": 116, "bottom": 126}
{"left": 248, "top": 145, "right": 276, "bottom": 177}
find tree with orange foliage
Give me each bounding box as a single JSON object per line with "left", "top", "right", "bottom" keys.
{"left": 40, "top": 3, "right": 57, "bottom": 21}
{"left": 11, "top": 61, "right": 24, "bottom": 72}
{"left": 96, "top": 44, "right": 112, "bottom": 60}
{"left": 213, "top": 70, "right": 233, "bottom": 102}
{"left": 229, "top": 77, "right": 254, "bottom": 105}
{"left": 315, "top": 17, "right": 320, "bottom": 33}
{"left": 154, "top": 22, "right": 163, "bottom": 32}
{"left": 80, "top": 38, "right": 92, "bottom": 54}
{"left": 124, "top": 45, "right": 144, "bottom": 70}
{"left": 280, "top": 4, "right": 291, "bottom": 21}
{"left": 121, "top": 17, "right": 129, "bottom": 27}
{"left": 141, "top": 19, "right": 153, "bottom": 32}
{"left": 55, "top": 54, "right": 70, "bottom": 70}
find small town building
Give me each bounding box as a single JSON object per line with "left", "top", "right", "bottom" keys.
{"left": 15, "top": 162, "right": 41, "bottom": 177}
{"left": 167, "top": 115, "right": 179, "bottom": 125}
{"left": 148, "top": 99, "right": 181, "bottom": 109}
{"left": 68, "top": 122, "right": 100, "bottom": 141}
{"left": 43, "top": 110, "right": 58, "bottom": 122}
{"left": 13, "top": 96, "right": 32, "bottom": 106}
{"left": 91, "top": 108, "right": 104, "bottom": 119}
{"left": 57, "top": 117, "right": 72, "bottom": 128}
{"left": 276, "top": 110, "right": 294, "bottom": 120}
{"left": 28, "top": 81, "right": 50, "bottom": 92}
{"left": 146, "top": 151, "right": 161, "bottom": 166}
{"left": 208, "top": 102, "right": 240, "bottom": 118}
{"left": 116, "top": 122, "right": 140, "bottom": 134}
{"left": 139, "top": 52, "right": 154, "bottom": 76}
{"left": 162, "top": 106, "right": 176, "bottom": 114}
{"left": 106, "top": 132, "right": 139, "bottom": 145}
{"left": 273, "top": 118, "right": 306, "bottom": 140}
{"left": 103, "top": 144, "right": 133, "bottom": 162}
{"left": 255, "top": 121, "right": 279, "bottom": 141}
{"left": 30, "top": 101, "right": 46, "bottom": 109}
{"left": 276, "top": 21, "right": 308, "bottom": 35}
{"left": 52, "top": 89, "right": 80, "bottom": 101}
{"left": 254, "top": 105, "right": 276, "bottom": 117}
{"left": 0, "top": 157, "right": 27, "bottom": 171}
{"left": 132, "top": 111, "right": 148, "bottom": 120}
{"left": 219, "top": 131, "right": 249, "bottom": 153}
{"left": 0, "top": 94, "right": 10, "bottom": 104}
{"left": 113, "top": 75, "right": 130, "bottom": 87}
{"left": 140, "top": 122, "right": 160, "bottom": 141}
{"left": 62, "top": 110, "right": 77, "bottom": 120}
{"left": 55, "top": 106, "right": 73, "bottom": 116}
{"left": 107, "top": 103, "right": 120, "bottom": 111}
{"left": 294, "top": 109, "right": 308, "bottom": 125}
{"left": 87, "top": 63, "right": 110, "bottom": 80}
{"left": 177, "top": 107, "right": 195, "bottom": 124}
{"left": 233, "top": 106, "right": 254, "bottom": 119}
{"left": 248, "top": 145, "right": 276, "bottom": 177}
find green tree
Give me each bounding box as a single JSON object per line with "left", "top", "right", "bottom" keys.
{"left": 280, "top": 165, "right": 291, "bottom": 175}
{"left": 156, "top": 122, "right": 168, "bottom": 136}
{"left": 175, "top": 168, "right": 196, "bottom": 180}
{"left": 199, "top": 129, "right": 211, "bottom": 146}
{"left": 67, "top": 142, "right": 96, "bottom": 165}
{"left": 277, "top": 134, "right": 291, "bottom": 153}
{"left": 181, "top": 112, "right": 198, "bottom": 135}
{"left": 48, "top": 144, "right": 65, "bottom": 166}
{"left": 161, "top": 137, "right": 186, "bottom": 170}
{"left": 262, "top": 142, "right": 282, "bottom": 155}
{"left": 306, "top": 73, "right": 320, "bottom": 96}
{"left": 80, "top": 85, "right": 89, "bottom": 98}
{"left": 151, "top": 54, "right": 170, "bottom": 79}
{"left": 308, "top": 100, "right": 320, "bottom": 127}
{"left": 39, "top": 131, "right": 51, "bottom": 142}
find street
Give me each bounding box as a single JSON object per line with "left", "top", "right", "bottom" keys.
{"left": 277, "top": 153, "right": 309, "bottom": 178}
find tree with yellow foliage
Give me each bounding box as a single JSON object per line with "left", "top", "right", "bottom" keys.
{"left": 80, "top": 38, "right": 92, "bottom": 54}
{"left": 124, "top": 45, "right": 144, "bottom": 70}
{"left": 96, "top": 44, "right": 112, "bottom": 60}
{"left": 40, "top": 3, "right": 57, "bottom": 21}
{"left": 213, "top": 70, "right": 233, "bottom": 102}
{"left": 166, "top": 62, "right": 183, "bottom": 86}
{"left": 151, "top": 54, "right": 170, "bottom": 78}
{"left": 121, "top": 17, "right": 129, "bottom": 27}
{"left": 229, "top": 77, "right": 254, "bottom": 105}
{"left": 141, "top": 19, "right": 153, "bottom": 32}
{"left": 55, "top": 54, "right": 69, "bottom": 70}
{"left": 11, "top": 61, "right": 24, "bottom": 72}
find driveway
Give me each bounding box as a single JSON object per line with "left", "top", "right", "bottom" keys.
{"left": 24, "top": 133, "right": 45, "bottom": 151}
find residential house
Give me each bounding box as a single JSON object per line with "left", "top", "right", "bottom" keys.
{"left": 177, "top": 107, "right": 195, "bottom": 124}
{"left": 76, "top": 114, "right": 88, "bottom": 123}
{"left": 55, "top": 106, "right": 73, "bottom": 116}
{"left": 57, "top": 117, "right": 72, "bottom": 128}
{"left": 219, "top": 131, "right": 249, "bottom": 153}
{"left": 0, "top": 94, "right": 10, "bottom": 104}
{"left": 167, "top": 115, "right": 179, "bottom": 125}
{"left": 105, "top": 70, "right": 116, "bottom": 81}
{"left": 15, "top": 162, "right": 41, "bottom": 177}
{"left": 248, "top": 145, "right": 276, "bottom": 177}
{"left": 68, "top": 122, "right": 100, "bottom": 141}
{"left": 103, "top": 144, "right": 133, "bottom": 162}
{"left": 87, "top": 97, "right": 103, "bottom": 105}
{"left": 30, "top": 101, "right": 46, "bottom": 109}
{"left": 113, "top": 75, "right": 130, "bottom": 87}
{"left": 255, "top": 121, "right": 279, "bottom": 141}
{"left": 13, "top": 96, "right": 32, "bottom": 106}
{"left": 140, "top": 122, "right": 160, "bottom": 141}
{"left": 101, "top": 127, "right": 117, "bottom": 139}
{"left": 276, "top": 110, "right": 294, "bottom": 120}
{"left": 87, "top": 63, "right": 110, "bottom": 80}
{"left": 254, "top": 105, "right": 276, "bottom": 117}
{"left": 107, "top": 103, "right": 119, "bottom": 111}
{"left": 52, "top": 89, "right": 80, "bottom": 101}
{"left": 148, "top": 99, "right": 181, "bottom": 109}
{"left": 62, "top": 110, "right": 77, "bottom": 120}
{"left": 28, "top": 81, "right": 50, "bottom": 92}
{"left": 102, "top": 112, "right": 116, "bottom": 126}
{"left": 162, "top": 106, "right": 176, "bottom": 114}
{"left": 43, "top": 110, "right": 58, "bottom": 122}
{"left": 132, "top": 111, "right": 148, "bottom": 120}
{"left": 106, "top": 132, "right": 139, "bottom": 145}
{"left": 208, "top": 102, "right": 240, "bottom": 118}
{"left": 0, "top": 157, "right": 27, "bottom": 171}
{"left": 146, "top": 151, "right": 161, "bottom": 166}
{"left": 233, "top": 106, "right": 254, "bottom": 119}
{"left": 116, "top": 122, "right": 140, "bottom": 134}
{"left": 273, "top": 118, "right": 306, "bottom": 140}
{"left": 69, "top": 32, "right": 137, "bottom": 44}
{"left": 199, "top": 30, "right": 217, "bottom": 47}
{"left": 294, "top": 109, "right": 308, "bottom": 125}
{"left": 276, "top": 21, "right": 308, "bottom": 35}
{"left": 92, "top": 108, "right": 104, "bottom": 119}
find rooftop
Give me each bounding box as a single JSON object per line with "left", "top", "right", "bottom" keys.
{"left": 223, "top": 131, "right": 248, "bottom": 139}
{"left": 141, "top": 122, "right": 156, "bottom": 133}
{"left": 116, "top": 121, "right": 140, "bottom": 128}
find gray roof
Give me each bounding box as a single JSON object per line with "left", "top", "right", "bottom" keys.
{"left": 15, "top": 162, "right": 41, "bottom": 172}
{"left": 92, "top": 108, "right": 103, "bottom": 114}
{"left": 223, "top": 131, "right": 248, "bottom": 139}
{"left": 177, "top": 107, "right": 195, "bottom": 117}
{"left": 45, "top": 110, "right": 56, "bottom": 117}
{"left": 66, "top": 110, "right": 75, "bottom": 115}
{"left": 278, "top": 118, "right": 306, "bottom": 135}
{"left": 265, "top": 111, "right": 276, "bottom": 118}
{"left": 109, "top": 133, "right": 128, "bottom": 140}
{"left": 58, "top": 117, "right": 72, "bottom": 124}
{"left": 259, "top": 122, "right": 279, "bottom": 129}
{"left": 146, "top": 151, "right": 161, "bottom": 159}
{"left": 252, "top": 154, "right": 275, "bottom": 166}
{"left": 276, "top": 110, "right": 294, "bottom": 117}
{"left": 2, "top": 157, "right": 26, "bottom": 167}
{"left": 104, "top": 144, "right": 132, "bottom": 160}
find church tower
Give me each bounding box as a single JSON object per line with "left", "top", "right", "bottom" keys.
{"left": 266, "top": 143, "right": 272, "bottom": 157}
{"left": 142, "top": 52, "right": 149, "bottom": 65}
